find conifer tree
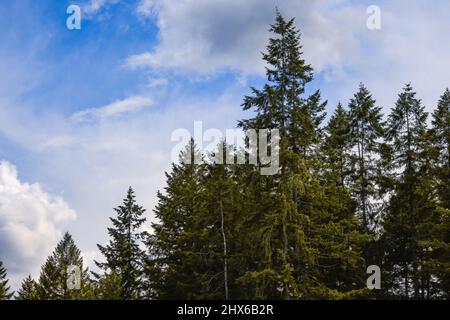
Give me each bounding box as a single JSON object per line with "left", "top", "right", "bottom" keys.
{"left": 95, "top": 270, "right": 122, "bottom": 300}
{"left": 323, "top": 103, "right": 352, "bottom": 187}
{"left": 0, "top": 260, "right": 13, "bottom": 300}
{"left": 289, "top": 89, "right": 327, "bottom": 157}
{"left": 16, "top": 275, "right": 38, "bottom": 300}
{"left": 431, "top": 88, "right": 450, "bottom": 208}
{"left": 235, "top": 11, "right": 369, "bottom": 300}
{"left": 197, "top": 145, "right": 247, "bottom": 299}
{"left": 140, "top": 10, "right": 448, "bottom": 301}
{"left": 386, "top": 83, "right": 427, "bottom": 176}
{"left": 426, "top": 88, "right": 450, "bottom": 298}
{"left": 348, "top": 84, "right": 384, "bottom": 231}
{"left": 94, "top": 187, "right": 147, "bottom": 300}
{"left": 145, "top": 141, "right": 207, "bottom": 299}
{"left": 381, "top": 84, "right": 444, "bottom": 299}
{"left": 236, "top": 10, "right": 323, "bottom": 299}
{"left": 36, "top": 232, "right": 92, "bottom": 300}
{"left": 239, "top": 9, "right": 315, "bottom": 134}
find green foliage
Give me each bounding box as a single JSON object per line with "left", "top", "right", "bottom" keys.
{"left": 147, "top": 12, "right": 369, "bottom": 300}
{"left": 431, "top": 88, "right": 450, "bottom": 209}
{"left": 0, "top": 260, "right": 13, "bottom": 300}
{"left": 381, "top": 84, "right": 449, "bottom": 299}
{"left": 143, "top": 12, "right": 448, "bottom": 301}
{"left": 348, "top": 84, "right": 384, "bottom": 231}
{"left": 94, "top": 187, "right": 147, "bottom": 300}
{"left": 95, "top": 270, "right": 123, "bottom": 300}
{"left": 145, "top": 141, "right": 210, "bottom": 299}
{"left": 16, "top": 275, "right": 39, "bottom": 300}
{"left": 36, "top": 232, "right": 93, "bottom": 300}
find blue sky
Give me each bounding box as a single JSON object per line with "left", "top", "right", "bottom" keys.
{"left": 0, "top": 0, "right": 449, "bottom": 290}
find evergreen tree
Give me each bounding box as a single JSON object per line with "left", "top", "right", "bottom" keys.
{"left": 431, "top": 88, "right": 450, "bottom": 208}
{"left": 426, "top": 88, "right": 450, "bottom": 298}
{"left": 289, "top": 89, "right": 327, "bottom": 157}
{"left": 315, "top": 103, "right": 371, "bottom": 298}
{"left": 348, "top": 84, "right": 384, "bottom": 231}
{"left": 323, "top": 103, "right": 352, "bottom": 188}
{"left": 94, "top": 187, "right": 147, "bottom": 300}
{"left": 0, "top": 260, "right": 13, "bottom": 300}
{"left": 95, "top": 270, "right": 122, "bottom": 300}
{"left": 381, "top": 84, "right": 445, "bottom": 299}
{"left": 236, "top": 10, "right": 322, "bottom": 299}
{"left": 16, "top": 275, "right": 39, "bottom": 300}
{"left": 386, "top": 84, "right": 427, "bottom": 176}
{"left": 239, "top": 9, "right": 315, "bottom": 134}
{"left": 145, "top": 141, "right": 207, "bottom": 299}
{"left": 427, "top": 205, "right": 450, "bottom": 298}
{"left": 142, "top": 21, "right": 448, "bottom": 300}
{"left": 196, "top": 145, "right": 247, "bottom": 299}
{"left": 235, "top": 11, "right": 368, "bottom": 300}
{"left": 36, "top": 232, "right": 92, "bottom": 300}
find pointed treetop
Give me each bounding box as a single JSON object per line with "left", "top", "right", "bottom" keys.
{"left": 0, "top": 260, "right": 13, "bottom": 300}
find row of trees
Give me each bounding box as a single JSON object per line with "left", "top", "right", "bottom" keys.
{"left": 0, "top": 12, "right": 448, "bottom": 300}
{"left": 0, "top": 188, "right": 146, "bottom": 300}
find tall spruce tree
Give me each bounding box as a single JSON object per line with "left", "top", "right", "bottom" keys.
{"left": 235, "top": 11, "right": 369, "bottom": 299}
{"left": 348, "top": 84, "right": 384, "bottom": 231}
{"left": 386, "top": 84, "right": 427, "bottom": 176}
{"left": 145, "top": 141, "right": 208, "bottom": 299}
{"left": 94, "top": 187, "right": 147, "bottom": 300}
{"left": 197, "top": 145, "right": 247, "bottom": 299}
{"left": 323, "top": 103, "right": 352, "bottom": 188}
{"left": 431, "top": 88, "right": 450, "bottom": 208}
{"left": 425, "top": 88, "right": 450, "bottom": 298}
{"left": 239, "top": 9, "right": 314, "bottom": 134}
{"left": 0, "top": 260, "right": 13, "bottom": 300}
{"left": 37, "top": 232, "right": 92, "bottom": 300}
{"left": 16, "top": 275, "right": 38, "bottom": 300}
{"left": 316, "top": 103, "right": 370, "bottom": 298}
{"left": 381, "top": 84, "right": 445, "bottom": 299}
{"left": 237, "top": 10, "right": 322, "bottom": 299}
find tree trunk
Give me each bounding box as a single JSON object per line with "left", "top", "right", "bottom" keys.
{"left": 220, "top": 200, "right": 229, "bottom": 300}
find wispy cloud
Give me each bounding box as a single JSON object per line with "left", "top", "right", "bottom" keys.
{"left": 147, "top": 77, "right": 168, "bottom": 88}
{"left": 82, "top": 0, "right": 121, "bottom": 16}
{"left": 71, "top": 96, "right": 153, "bottom": 122}
{"left": 136, "top": 0, "right": 158, "bottom": 18}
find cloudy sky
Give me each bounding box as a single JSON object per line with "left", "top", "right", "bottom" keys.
{"left": 0, "top": 0, "right": 449, "bottom": 290}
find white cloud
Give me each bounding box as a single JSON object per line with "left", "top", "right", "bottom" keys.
{"left": 147, "top": 77, "right": 168, "bottom": 88}
{"left": 71, "top": 96, "right": 153, "bottom": 122}
{"left": 129, "top": 0, "right": 363, "bottom": 75}
{"left": 82, "top": 0, "right": 120, "bottom": 15}
{"left": 316, "top": 0, "right": 450, "bottom": 113}
{"left": 38, "top": 135, "right": 78, "bottom": 151}
{"left": 136, "top": 0, "right": 157, "bottom": 18}
{"left": 0, "top": 161, "right": 76, "bottom": 290}
{"left": 130, "top": 0, "right": 450, "bottom": 112}
{"left": 81, "top": 249, "right": 102, "bottom": 274}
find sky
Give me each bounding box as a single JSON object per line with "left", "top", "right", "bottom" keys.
{"left": 0, "top": 0, "right": 449, "bottom": 291}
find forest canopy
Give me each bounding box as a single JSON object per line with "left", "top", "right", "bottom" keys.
{"left": 1, "top": 11, "right": 449, "bottom": 301}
